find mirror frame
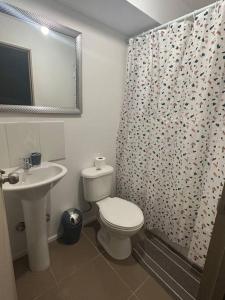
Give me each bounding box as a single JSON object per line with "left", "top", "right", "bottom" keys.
{"left": 0, "top": 2, "right": 82, "bottom": 115}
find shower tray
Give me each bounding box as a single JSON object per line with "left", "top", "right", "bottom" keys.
{"left": 133, "top": 232, "right": 202, "bottom": 300}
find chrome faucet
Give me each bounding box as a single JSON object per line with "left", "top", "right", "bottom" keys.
{"left": 23, "top": 156, "right": 32, "bottom": 170}
{"left": 0, "top": 169, "right": 19, "bottom": 184}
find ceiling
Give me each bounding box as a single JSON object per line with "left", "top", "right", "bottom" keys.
{"left": 183, "top": 0, "right": 214, "bottom": 9}
{"left": 55, "top": 0, "right": 158, "bottom": 37}
{"left": 127, "top": 0, "right": 216, "bottom": 25}
{"left": 56, "top": 0, "right": 216, "bottom": 37}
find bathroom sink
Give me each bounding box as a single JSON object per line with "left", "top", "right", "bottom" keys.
{"left": 3, "top": 162, "right": 67, "bottom": 192}
{"left": 3, "top": 162, "right": 67, "bottom": 272}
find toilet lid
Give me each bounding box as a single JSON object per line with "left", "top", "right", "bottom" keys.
{"left": 97, "top": 197, "right": 144, "bottom": 229}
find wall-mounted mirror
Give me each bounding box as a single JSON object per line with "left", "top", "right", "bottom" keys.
{"left": 0, "top": 2, "right": 82, "bottom": 114}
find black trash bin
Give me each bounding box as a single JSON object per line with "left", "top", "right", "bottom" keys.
{"left": 61, "top": 208, "right": 83, "bottom": 244}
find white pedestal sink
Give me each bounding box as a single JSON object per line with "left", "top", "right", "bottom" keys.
{"left": 3, "top": 162, "right": 67, "bottom": 272}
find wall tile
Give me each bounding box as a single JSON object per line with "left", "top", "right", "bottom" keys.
{"left": 39, "top": 122, "right": 65, "bottom": 161}
{"left": 6, "top": 122, "right": 40, "bottom": 167}
{"left": 0, "top": 124, "right": 10, "bottom": 168}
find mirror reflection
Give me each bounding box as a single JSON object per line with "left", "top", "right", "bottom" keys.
{"left": 0, "top": 2, "right": 82, "bottom": 114}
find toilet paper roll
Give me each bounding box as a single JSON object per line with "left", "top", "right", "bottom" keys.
{"left": 94, "top": 156, "right": 106, "bottom": 170}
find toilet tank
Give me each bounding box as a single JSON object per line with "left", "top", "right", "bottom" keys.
{"left": 81, "top": 165, "right": 114, "bottom": 202}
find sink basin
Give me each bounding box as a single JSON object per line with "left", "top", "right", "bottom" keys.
{"left": 3, "top": 162, "right": 67, "bottom": 192}
{"left": 3, "top": 162, "right": 67, "bottom": 272}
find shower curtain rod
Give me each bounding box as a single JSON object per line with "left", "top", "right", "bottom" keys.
{"left": 132, "top": 0, "right": 218, "bottom": 39}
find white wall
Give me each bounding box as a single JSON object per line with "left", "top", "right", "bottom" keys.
{"left": 0, "top": 0, "right": 127, "bottom": 258}
{"left": 55, "top": 0, "right": 158, "bottom": 37}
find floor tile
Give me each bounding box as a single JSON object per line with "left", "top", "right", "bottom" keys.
{"left": 14, "top": 225, "right": 176, "bottom": 300}
{"left": 83, "top": 221, "right": 100, "bottom": 245}
{"left": 128, "top": 294, "right": 139, "bottom": 300}
{"left": 50, "top": 234, "right": 99, "bottom": 282}
{"left": 35, "top": 287, "right": 66, "bottom": 300}
{"left": 136, "top": 275, "right": 173, "bottom": 300}
{"left": 83, "top": 222, "right": 107, "bottom": 254}
{"left": 59, "top": 256, "right": 132, "bottom": 300}
{"left": 103, "top": 253, "right": 148, "bottom": 291}
{"left": 14, "top": 256, "right": 56, "bottom": 300}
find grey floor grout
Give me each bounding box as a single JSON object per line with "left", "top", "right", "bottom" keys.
{"left": 82, "top": 228, "right": 102, "bottom": 253}
{"left": 127, "top": 292, "right": 140, "bottom": 300}
{"left": 32, "top": 284, "right": 57, "bottom": 300}
{"left": 49, "top": 266, "right": 59, "bottom": 287}
{"left": 133, "top": 275, "right": 149, "bottom": 294}
{"left": 32, "top": 251, "right": 101, "bottom": 300}
{"left": 100, "top": 252, "right": 134, "bottom": 295}
{"left": 33, "top": 287, "right": 59, "bottom": 300}
{"left": 59, "top": 252, "right": 101, "bottom": 284}
{"left": 15, "top": 228, "right": 170, "bottom": 300}
{"left": 101, "top": 253, "right": 148, "bottom": 300}
{"left": 83, "top": 227, "right": 148, "bottom": 299}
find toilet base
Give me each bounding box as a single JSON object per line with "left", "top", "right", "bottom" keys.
{"left": 97, "top": 227, "right": 131, "bottom": 260}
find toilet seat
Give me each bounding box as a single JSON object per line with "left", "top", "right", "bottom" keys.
{"left": 97, "top": 197, "right": 144, "bottom": 230}
{"left": 100, "top": 215, "right": 143, "bottom": 231}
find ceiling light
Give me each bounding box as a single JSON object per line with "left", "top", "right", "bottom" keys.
{"left": 41, "top": 26, "right": 49, "bottom": 35}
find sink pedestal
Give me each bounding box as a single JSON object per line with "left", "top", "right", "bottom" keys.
{"left": 3, "top": 162, "right": 67, "bottom": 272}
{"left": 21, "top": 187, "right": 50, "bottom": 271}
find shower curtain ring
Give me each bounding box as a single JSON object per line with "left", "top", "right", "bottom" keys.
{"left": 192, "top": 10, "right": 197, "bottom": 21}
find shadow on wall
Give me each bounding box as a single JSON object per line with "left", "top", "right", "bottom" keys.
{"left": 77, "top": 176, "right": 96, "bottom": 224}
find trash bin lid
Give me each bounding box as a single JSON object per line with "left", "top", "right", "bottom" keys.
{"left": 68, "top": 209, "right": 81, "bottom": 225}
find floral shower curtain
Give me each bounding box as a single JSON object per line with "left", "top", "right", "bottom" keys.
{"left": 116, "top": 0, "right": 225, "bottom": 268}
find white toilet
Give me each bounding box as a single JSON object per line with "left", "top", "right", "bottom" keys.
{"left": 81, "top": 165, "right": 144, "bottom": 260}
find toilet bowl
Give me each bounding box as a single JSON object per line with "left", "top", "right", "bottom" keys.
{"left": 97, "top": 197, "right": 144, "bottom": 259}
{"left": 81, "top": 165, "right": 144, "bottom": 260}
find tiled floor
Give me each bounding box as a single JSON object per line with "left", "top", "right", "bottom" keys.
{"left": 14, "top": 222, "right": 173, "bottom": 300}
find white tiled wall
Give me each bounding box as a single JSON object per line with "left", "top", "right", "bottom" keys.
{"left": 39, "top": 122, "right": 65, "bottom": 161}
{"left": 0, "top": 121, "right": 65, "bottom": 168}
{"left": 6, "top": 122, "right": 41, "bottom": 167}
